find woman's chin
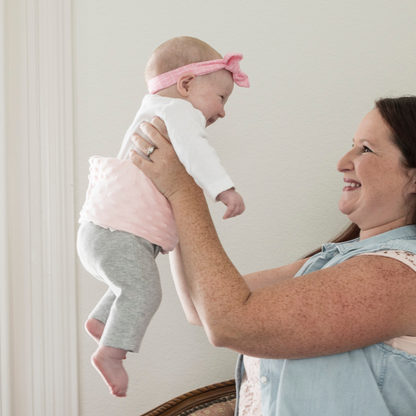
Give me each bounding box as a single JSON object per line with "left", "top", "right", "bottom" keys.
{"left": 338, "top": 200, "right": 352, "bottom": 217}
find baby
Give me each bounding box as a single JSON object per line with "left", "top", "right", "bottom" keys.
{"left": 77, "top": 36, "right": 249, "bottom": 397}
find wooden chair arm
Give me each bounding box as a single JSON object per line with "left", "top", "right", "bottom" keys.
{"left": 141, "top": 379, "right": 236, "bottom": 416}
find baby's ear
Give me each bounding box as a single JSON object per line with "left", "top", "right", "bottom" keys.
{"left": 177, "top": 73, "right": 196, "bottom": 97}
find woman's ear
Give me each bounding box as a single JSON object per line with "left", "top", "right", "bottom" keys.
{"left": 176, "top": 73, "right": 196, "bottom": 97}
{"left": 407, "top": 168, "right": 416, "bottom": 194}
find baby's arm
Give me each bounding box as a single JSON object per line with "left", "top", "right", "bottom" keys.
{"left": 160, "top": 100, "right": 245, "bottom": 217}
{"left": 216, "top": 188, "right": 245, "bottom": 219}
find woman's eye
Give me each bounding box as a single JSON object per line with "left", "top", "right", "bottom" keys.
{"left": 351, "top": 144, "right": 372, "bottom": 153}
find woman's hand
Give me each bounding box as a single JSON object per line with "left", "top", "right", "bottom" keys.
{"left": 129, "top": 117, "right": 200, "bottom": 203}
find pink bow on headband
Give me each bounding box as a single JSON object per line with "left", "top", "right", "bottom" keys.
{"left": 147, "top": 52, "right": 250, "bottom": 94}
{"left": 222, "top": 53, "right": 250, "bottom": 88}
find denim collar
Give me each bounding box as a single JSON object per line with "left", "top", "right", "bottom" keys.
{"left": 322, "top": 224, "right": 416, "bottom": 255}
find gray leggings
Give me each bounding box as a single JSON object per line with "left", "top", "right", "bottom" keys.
{"left": 77, "top": 222, "right": 161, "bottom": 353}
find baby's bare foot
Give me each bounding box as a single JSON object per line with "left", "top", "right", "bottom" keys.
{"left": 85, "top": 318, "right": 105, "bottom": 344}
{"left": 85, "top": 319, "right": 127, "bottom": 359}
{"left": 91, "top": 346, "right": 128, "bottom": 397}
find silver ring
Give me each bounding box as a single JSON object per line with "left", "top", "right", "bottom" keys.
{"left": 146, "top": 146, "right": 156, "bottom": 157}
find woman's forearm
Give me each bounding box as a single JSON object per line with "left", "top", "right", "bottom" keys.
{"left": 169, "top": 244, "right": 203, "bottom": 326}
{"left": 170, "top": 241, "right": 305, "bottom": 328}
{"left": 129, "top": 126, "right": 249, "bottom": 339}
{"left": 170, "top": 187, "right": 251, "bottom": 346}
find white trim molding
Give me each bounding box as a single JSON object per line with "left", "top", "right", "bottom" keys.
{"left": 0, "top": 0, "right": 11, "bottom": 413}
{"left": 6, "top": 0, "right": 79, "bottom": 414}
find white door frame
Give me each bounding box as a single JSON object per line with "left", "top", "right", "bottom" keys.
{"left": 4, "top": 0, "right": 79, "bottom": 414}
{"left": 0, "top": 0, "right": 11, "bottom": 414}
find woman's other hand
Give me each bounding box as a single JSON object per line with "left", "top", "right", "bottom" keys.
{"left": 129, "top": 117, "right": 200, "bottom": 202}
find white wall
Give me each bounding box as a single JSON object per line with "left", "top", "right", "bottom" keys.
{"left": 73, "top": 1, "right": 416, "bottom": 414}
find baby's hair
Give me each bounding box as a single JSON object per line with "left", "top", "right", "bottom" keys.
{"left": 145, "top": 36, "right": 222, "bottom": 83}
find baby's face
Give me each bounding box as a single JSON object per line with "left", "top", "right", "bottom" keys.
{"left": 187, "top": 70, "right": 234, "bottom": 127}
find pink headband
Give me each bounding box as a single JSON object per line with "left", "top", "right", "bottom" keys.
{"left": 147, "top": 53, "right": 250, "bottom": 94}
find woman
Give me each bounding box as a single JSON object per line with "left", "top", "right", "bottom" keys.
{"left": 130, "top": 97, "right": 416, "bottom": 416}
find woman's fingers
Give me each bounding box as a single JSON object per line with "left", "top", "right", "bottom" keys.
{"left": 131, "top": 121, "right": 174, "bottom": 163}
{"left": 129, "top": 122, "right": 198, "bottom": 202}
{"left": 129, "top": 148, "right": 147, "bottom": 167}
{"left": 139, "top": 121, "right": 169, "bottom": 149}
{"left": 130, "top": 134, "right": 156, "bottom": 161}
{"left": 151, "top": 117, "right": 171, "bottom": 142}
{"left": 130, "top": 120, "right": 170, "bottom": 160}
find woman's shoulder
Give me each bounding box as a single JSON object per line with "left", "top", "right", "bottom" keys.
{"left": 360, "top": 250, "right": 416, "bottom": 272}
{"left": 359, "top": 250, "right": 416, "bottom": 354}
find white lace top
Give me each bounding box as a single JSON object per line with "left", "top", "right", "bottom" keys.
{"left": 238, "top": 250, "right": 416, "bottom": 416}
{"left": 239, "top": 356, "right": 262, "bottom": 416}
{"left": 363, "top": 250, "right": 416, "bottom": 354}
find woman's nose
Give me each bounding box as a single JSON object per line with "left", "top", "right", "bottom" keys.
{"left": 219, "top": 109, "right": 226, "bottom": 118}
{"left": 337, "top": 149, "right": 354, "bottom": 172}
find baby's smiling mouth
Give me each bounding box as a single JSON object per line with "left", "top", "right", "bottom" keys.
{"left": 206, "top": 117, "right": 217, "bottom": 127}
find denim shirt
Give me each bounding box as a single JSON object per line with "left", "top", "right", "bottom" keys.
{"left": 235, "top": 225, "right": 416, "bottom": 416}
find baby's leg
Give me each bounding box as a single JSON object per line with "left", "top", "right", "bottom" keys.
{"left": 99, "top": 234, "right": 161, "bottom": 353}
{"left": 78, "top": 223, "right": 116, "bottom": 343}
{"left": 85, "top": 288, "right": 116, "bottom": 343}
{"left": 85, "top": 230, "right": 161, "bottom": 396}
{"left": 85, "top": 316, "right": 126, "bottom": 359}
{"left": 85, "top": 317, "right": 105, "bottom": 344}
{"left": 91, "top": 345, "right": 128, "bottom": 397}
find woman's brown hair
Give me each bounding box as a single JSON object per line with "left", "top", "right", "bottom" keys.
{"left": 304, "top": 96, "right": 416, "bottom": 258}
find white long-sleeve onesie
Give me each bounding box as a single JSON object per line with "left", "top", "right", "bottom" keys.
{"left": 79, "top": 94, "right": 235, "bottom": 252}
{"left": 117, "top": 94, "right": 234, "bottom": 200}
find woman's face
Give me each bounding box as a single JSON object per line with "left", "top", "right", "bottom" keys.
{"left": 337, "top": 109, "right": 416, "bottom": 238}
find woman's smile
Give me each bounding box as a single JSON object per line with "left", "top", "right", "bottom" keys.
{"left": 337, "top": 109, "right": 415, "bottom": 238}
{"left": 342, "top": 178, "right": 362, "bottom": 191}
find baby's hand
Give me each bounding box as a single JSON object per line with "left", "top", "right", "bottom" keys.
{"left": 216, "top": 188, "right": 245, "bottom": 219}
